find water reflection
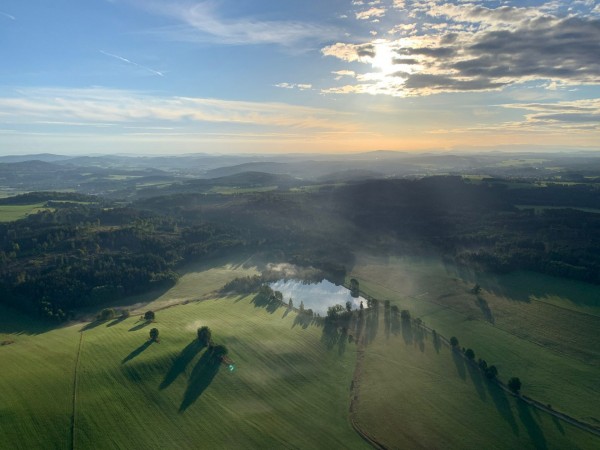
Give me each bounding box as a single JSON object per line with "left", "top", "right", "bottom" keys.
{"left": 269, "top": 279, "right": 367, "bottom": 315}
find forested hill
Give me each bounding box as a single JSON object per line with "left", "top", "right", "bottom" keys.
{"left": 2, "top": 175, "right": 600, "bottom": 320}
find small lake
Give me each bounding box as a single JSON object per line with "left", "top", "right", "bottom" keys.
{"left": 269, "top": 279, "right": 367, "bottom": 315}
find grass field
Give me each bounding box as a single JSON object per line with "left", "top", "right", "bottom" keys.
{"left": 353, "top": 310, "right": 599, "bottom": 449}
{"left": 0, "top": 203, "right": 52, "bottom": 222}
{"left": 0, "top": 273, "right": 364, "bottom": 449}
{"left": 350, "top": 255, "right": 600, "bottom": 424}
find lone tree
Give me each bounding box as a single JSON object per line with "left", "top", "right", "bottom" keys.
{"left": 508, "top": 377, "right": 522, "bottom": 394}
{"left": 288, "top": 298, "right": 293, "bottom": 309}
{"left": 212, "top": 344, "right": 228, "bottom": 361}
{"left": 450, "top": 336, "right": 459, "bottom": 348}
{"left": 197, "top": 326, "right": 212, "bottom": 346}
{"left": 149, "top": 328, "right": 159, "bottom": 341}
{"left": 98, "top": 308, "right": 115, "bottom": 322}
{"left": 144, "top": 310, "right": 155, "bottom": 322}
{"left": 485, "top": 365, "right": 498, "bottom": 380}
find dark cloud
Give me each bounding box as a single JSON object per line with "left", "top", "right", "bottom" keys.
{"left": 392, "top": 57, "right": 420, "bottom": 65}
{"left": 531, "top": 113, "right": 600, "bottom": 123}
{"left": 403, "top": 74, "right": 507, "bottom": 91}
{"left": 356, "top": 44, "right": 376, "bottom": 58}
{"left": 404, "top": 46, "right": 456, "bottom": 57}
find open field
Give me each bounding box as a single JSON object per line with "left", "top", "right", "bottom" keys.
{"left": 350, "top": 255, "right": 600, "bottom": 424}
{"left": 0, "top": 203, "right": 52, "bottom": 222}
{"left": 354, "top": 310, "right": 599, "bottom": 449}
{"left": 0, "top": 275, "right": 364, "bottom": 449}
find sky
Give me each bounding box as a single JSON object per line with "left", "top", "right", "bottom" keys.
{"left": 0, "top": 0, "right": 599, "bottom": 155}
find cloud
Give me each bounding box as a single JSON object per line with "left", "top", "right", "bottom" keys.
{"left": 100, "top": 50, "right": 164, "bottom": 77}
{"left": 356, "top": 7, "right": 386, "bottom": 20}
{"left": 274, "top": 83, "right": 313, "bottom": 91}
{"left": 0, "top": 87, "right": 354, "bottom": 131}
{"left": 0, "top": 11, "right": 15, "bottom": 20}
{"left": 137, "top": 0, "right": 337, "bottom": 46}
{"left": 321, "top": 3, "right": 600, "bottom": 97}
{"left": 502, "top": 99, "right": 600, "bottom": 128}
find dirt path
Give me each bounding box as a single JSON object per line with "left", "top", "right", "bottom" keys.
{"left": 70, "top": 331, "right": 84, "bottom": 450}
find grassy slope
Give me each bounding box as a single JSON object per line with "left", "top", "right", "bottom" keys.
{"left": 79, "top": 295, "right": 364, "bottom": 449}
{"left": 0, "top": 292, "right": 364, "bottom": 449}
{"left": 0, "top": 305, "right": 79, "bottom": 449}
{"left": 354, "top": 309, "right": 598, "bottom": 449}
{"left": 0, "top": 203, "right": 51, "bottom": 222}
{"left": 350, "top": 255, "right": 600, "bottom": 440}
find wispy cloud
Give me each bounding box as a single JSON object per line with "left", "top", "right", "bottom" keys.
{"left": 100, "top": 50, "right": 164, "bottom": 77}
{"left": 0, "top": 87, "right": 356, "bottom": 132}
{"left": 274, "top": 83, "right": 313, "bottom": 91}
{"left": 136, "top": 0, "right": 337, "bottom": 47}
{"left": 0, "top": 11, "right": 16, "bottom": 20}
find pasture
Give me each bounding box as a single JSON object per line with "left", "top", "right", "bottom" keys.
{"left": 350, "top": 255, "right": 600, "bottom": 423}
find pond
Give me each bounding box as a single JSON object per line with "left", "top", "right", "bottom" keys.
{"left": 269, "top": 279, "right": 367, "bottom": 315}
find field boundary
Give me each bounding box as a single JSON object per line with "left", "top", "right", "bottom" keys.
{"left": 70, "top": 331, "right": 84, "bottom": 450}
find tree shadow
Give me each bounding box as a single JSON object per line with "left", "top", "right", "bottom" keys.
{"left": 160, "top": 340, "right": 204, "bottom": 390}
{"left": 106, "top": 315, "right": 128, "bottom": 327}
{"left": 517, "top": 400, "right": 548, "bottom": 449}
{"left": 129, "top": 321, "right": 151, "bottom": 332}
{"left": 551, "top": 415, "right": 565, "bottom": 435}
{"left": 486, "top": 381, "right": 519, "bottom": 436}
{"left": 122, "top": 340, "right": 153, "bottom": 364}
{"left": 251, "top": 292, "right": 281, "bottom": 314}
{"left": 80, "top": 320, "right": 107, "bottom": 332}
{"left": 292, "top": 313, "right": 314, "bottom": 329}
{"left": 475, "top": 297, "right": 495, "bottom": 324}
{"left": 383, "top": 308, "right": 390, "bottom": 340}
{"left": 432, "top": 331, "right": 441, "bottom": 354}
{"left": 179, "top": 350, "right": 221, "bottom": 412}
{"left": 338, "top": 328, "right": 348, "bottom": 355}
{"left": 466, "top": 361, "right": 486, "bottom": 401}
{"left": 451, "top": 349, "right": 466, "bottom": 380}
{"left": 401, "top": 318, "right": 413, "bottom": 345}
{"left": 321, "top": 320, "right": 341, "bottom": 350}
{"left": 365, "top": 309, "right": 379, "bottom": 344}
{"left": 281, "top": 307, "right": 291, "bottom": 319}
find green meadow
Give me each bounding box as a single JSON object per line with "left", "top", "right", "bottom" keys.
{"left": 0, "top": 203, "right": 52, "bottom": 222}
{"left": 350, "top": 255, "right": 600, "bottom": 425}
{"left": 0, "top": 288, "right": 364, "bottom": 449}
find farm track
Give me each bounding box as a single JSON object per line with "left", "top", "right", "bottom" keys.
{"left": 70, "top": 331, "right": 84, "bottom": 450}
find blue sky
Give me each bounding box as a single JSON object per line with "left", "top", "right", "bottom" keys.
{"left": 0, "top": 0, "right": 599, "bottom": 155}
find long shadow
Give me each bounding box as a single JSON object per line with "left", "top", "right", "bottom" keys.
{"left": 517, "top": 400, "right": 548, "bottom": 449}
{"left": 122, "top": 340, "right": 153, "bottom": 364}
{"left": 486, "top": 381, "right": 519, "bottom": 436}
{"left": 321, "top": 320, "right": 340, "bottom": 350}
{"left": 338, "top": 328, "right": 347, "bottom": 355}
{"left": 466, "top": 361, "right": 486, "bottom": 401}
{"left": 401, "top": 319, "right": 413, "bottom": 345}
{"left": 551, "top": 415, "right": 565, "bottom": 435}
{"left": 292, "top": 313, "right": 313, "bottom": 329}
{"left": 365, "top": 309, "right": 379, "bottom": 344}
{"left": 476, "top": 297, "right": 495, "bottom": 324}
{"left": 451, "top": 349, "right": 466, "bottom": 380}
{"left": 179, "top": 350, "right": 221, "bottom": 412}
{"left": 251, "top": 292, "right": 281, "bottom": 314}
{"left": 160, "top": 340, "right": 204, "bottom": 390}
{"left": 129, "top": 321, "right": 151, "bottom": 332}
{"left": 80, "top": 320, "right": 106, "bottom": 332}
{"left": 432, "top": 331, "right": 441, "bottom": 354}
{"left": 107, "top": 315, "right": 128, "bottom": 327}
{"left": 281, "top": 307, "right": 291, "bottom": 319}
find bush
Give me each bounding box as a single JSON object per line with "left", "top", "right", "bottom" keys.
{"left": 508, "top": 377, "right": 522, "bottom": 394}
{"left": 149, "top": 328, "right": 159, "bottom": 341}
{"left": 144, "top": 310, "right": 155, "bottom": 322}
{"left": 450, "top": 336, "right": 459, "bottom": 348}
{"left": 197, "top": 326, "right": 212, "bottom": 346}
{"left": 465, "top": 348, "right": 475, "bottom": 360}
{"left": 98, "top": 308, "right": 115, "bottom": 321}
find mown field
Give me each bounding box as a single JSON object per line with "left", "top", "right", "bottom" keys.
{"left": 350, "top": 255, "right": 600, "bottom": 426}
{"left": 353, "top": 306, "right": 599, "bottom": 449}
{"left": 0, "top": 203, "right": 52, "bottom": 222}
{"left": 0, "top": 278, "right": 364, "bottom": 449}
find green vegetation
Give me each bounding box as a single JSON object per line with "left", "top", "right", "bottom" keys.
{"left": 0, "top": 285, "right": 364, "bottom": 449}
{"left": 0, "top": 203, "right": 52, "bottom": 222}
{"left": 353, "top": 303, "right": 598, "bottom": 449}
{"left": 350, "top": 255, "right": 600, "bottom": 424}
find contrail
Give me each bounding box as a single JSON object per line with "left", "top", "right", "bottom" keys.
{"left": 0, "top": 11, "right": 16, "bottom": 20}
{"left": 100, "top": 50, "right": 164, "bottom": 77}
